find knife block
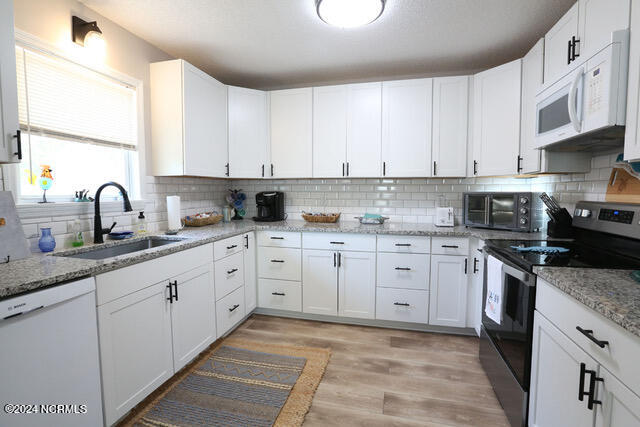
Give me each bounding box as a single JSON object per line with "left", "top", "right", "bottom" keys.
{"left": 547, "top": 218, "right": 574, "bottom": 238}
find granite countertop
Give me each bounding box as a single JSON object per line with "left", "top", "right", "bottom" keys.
{"left": 534, "top": 267, "right": 640, "bottom": 338}
{"left": 0, "top": 219, "right": 546, "bottom": 300}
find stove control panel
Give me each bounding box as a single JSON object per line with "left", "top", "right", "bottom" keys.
{"left": 573, "top": 201, "right": 640, "bottom": 239}
{"left": 598, "top": 208, "right": 635, "bottom": 224}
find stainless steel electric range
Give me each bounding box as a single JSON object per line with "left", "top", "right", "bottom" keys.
{"left": 480, "top": 200, "right": 640, "bottom": 427}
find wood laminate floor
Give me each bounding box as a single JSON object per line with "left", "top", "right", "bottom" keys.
{"left": 229, "top": 315, "right": 510, "bottom": 427}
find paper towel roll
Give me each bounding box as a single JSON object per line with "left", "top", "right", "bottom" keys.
{"left": 167, "top": 196, "right": 181, "bottom": 231}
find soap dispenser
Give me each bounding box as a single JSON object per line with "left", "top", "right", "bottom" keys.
{"left": 137, "top": 212, "right": 147, "bottom": 234}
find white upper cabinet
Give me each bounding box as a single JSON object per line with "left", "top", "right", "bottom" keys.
{"left": 578, "top": 0, "right": 631, "bottom": 61}
{"left": 151, "top": 59, "right": 228, "bottom": 178}
{"left": 313, "top": 85, "right": 347, "bottom": 177}
{"left": 0, "top": 0, "right": 20, "bottom": 164}
{"left": 624, "top": 0, "right": 640, "bottom": 161}
{"left": 382, "top": 78, "right": 433, "bottom": 177}
{"left": 544, "top": 3, "right": 580, "bottom": 85}
{"left": 473, "top": 59, "right": 522, "bottom": 177}
{"left": 270, "top": 87, "right": 313, "bottom": 178}
{"left": 544, "top": 1, "right": 630, "bottom": 86}
{"left": 432, "top": 76, "right": 469, "bottom": 177}
{"left": 228, "top": 86, "right": 269, "bottom": 178}
{"left": 520, "top": 39, "right": 545, "bottom": 174}
{"left": 346, "top": 82, "right": 382, "bottom": 177}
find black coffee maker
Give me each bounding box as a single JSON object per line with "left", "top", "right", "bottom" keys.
{"left": 253, "top": 192, "right": 285, "bottom": 222}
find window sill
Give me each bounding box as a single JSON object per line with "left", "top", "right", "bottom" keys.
{"left": 16, "top": 200, "right": 146, "bottom": 219}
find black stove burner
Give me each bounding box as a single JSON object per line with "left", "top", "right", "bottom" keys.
{"left": 485, "top": 239, "right": 640, "bottom": 272}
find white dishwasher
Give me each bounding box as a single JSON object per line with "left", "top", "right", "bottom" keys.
{"left": 0, "top": 277, "right": 104, "bottom": 427}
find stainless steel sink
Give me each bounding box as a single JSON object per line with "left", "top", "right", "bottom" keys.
{"left": 56, "top": 237, "right": 185, "bottom": 260}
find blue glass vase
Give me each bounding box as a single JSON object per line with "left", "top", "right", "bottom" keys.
{"left": 38, "top": 227, "right": 56, "bottom": 252}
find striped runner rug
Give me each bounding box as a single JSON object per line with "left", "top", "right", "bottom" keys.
{"left": 121, "top": 338, "right": 331, "bottom": 427}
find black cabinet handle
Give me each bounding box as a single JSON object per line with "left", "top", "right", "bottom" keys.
{"left": 433, "top": 161, "right": 437, "bottom": 176}
{"left": 227, "top": 268, "right": 238, "bottom": 275}
{"left": 166, "top": 282, "right": 174, "bottom": 303}
{"left": 576, "top": 326, "right": 609, "bottom": 348}
{"left": 270, "top": 236, "right": 284, "bottom": 240}
{"left": 395, "top": 243, "right": 411, "bottom": 247}
{"left": 225, "top": 163, "right": 229, "bottom": 177}
{"left": 342, "top": 163, "right": 345, "bottom": 176}
{"left": 271, "top": 164, "right": 274, "bottom": 177}
{"left": 464, "top": 258, "right": 468, "bottom": 274}
{"left": 272, "top": 292, "right": 285, "bottom": 296}
{"left": 337, "top": 252, "right": 342, "bottom": 267}
{"left": 579, "top": 362, "right": 588, "bottom": 402}
{"left": 578, "top": 363, "right": 603, "bottom": 410}
{"left": 270, "top": 259, "right": 285, "bottom": 263}
{"left": 473, "top": 257, "right": 479, "bottom": 274}
{"left": 383, "top": 161, "right": 386, "bottom": 176}
{"left": 261, "top": 164, "right": 265, "bottom": 177}
{"left": 571, "top": 36, "right": 580, "bottom": 61}
{"left": 228, "top": 304, "right": 240, "bottom": 312}
{"left": 394, "top": 267, "right": 411, "bottom": 271}
{"left": 244, "top": 234, "right": 249, "bottom": 249}
{"left": 333, "top": 252, "right": 337, "bottom": 267}
{"left": 473, "top": 160, "right": 478, "bottom": 175}
{"left": 227, "top": 244, "right": 237, "bottom": 250}
{"left": 517, "top": 156, "right": 523, "bottom": 173}
{"left": 441, "top": 245, "right": 459, "bottom": 249}
{"left": 173, "top": 280, "right": 178, "bottom": 302}
{"left": 346, "top": 162, "right": 350, "bottom": 176}
{"left": 394, "top": 302, "right": 410, "bottom": 306}
{"left": 13, "top": 129, "right": 22, "bottom": 160}
{"left": 567, "top": 39, "right": 573, "bottom": 64}
{"left": 330, "top": 241, "right": 344, "bottom": 245}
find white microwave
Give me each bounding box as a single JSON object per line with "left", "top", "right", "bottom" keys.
{"left": 534, "top": 30, "right": 628, "bottom": 150}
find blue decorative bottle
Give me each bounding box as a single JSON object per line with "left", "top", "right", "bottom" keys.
{"left": 38, "top": 227, "right": 56, "bottom": 252}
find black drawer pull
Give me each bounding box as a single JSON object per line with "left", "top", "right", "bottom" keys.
{"left": 441, "top": 245, "right": 459, "bottom": 249}
{"left": 576, "top": 326, "right": 609, "bottom": 348}
{"left": 330, "top": 241, "right": 344, "bottom": 245}
{"left": 394, "top": 302, "right": 410, "bottom": 306}
{"left": 395, "top": 243, "right": 411, "bottom": 247}
{"left": 228, "top": 304, "right": 240, "bottom": 312}
{"left": 272, "top": 292, "right": 285, "bottom": 296}
{"left": 270, "top": 236, "right": 284, "bottom": 240}
{"left": 226, "top": 244, "right": 237, "bottom": 250}
{"left": 227, "top": 268, "right": 238, "bottom": 275}
{"left": 394, "top": 267, "right": 411, "bottom": 271}
{"left": 578, "top": 363, "right": 603, "bottom": 410}
{"left": 270, "top": 259, "right": 285, "bottom": 263}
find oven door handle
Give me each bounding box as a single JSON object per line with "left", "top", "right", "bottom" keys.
{"left": 484, "top": 196, "right": 490, "bottom": 226}
{"left": 501, "top": 263, "right": 534, "bottom": 287}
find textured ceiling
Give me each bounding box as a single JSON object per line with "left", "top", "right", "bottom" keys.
{"left": 80, "top": 0, "right": 575, "bottom": 90}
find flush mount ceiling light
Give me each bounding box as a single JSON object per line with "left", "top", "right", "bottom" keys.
{"left": 72, "top": 16, "right": 105, "bottom": 47}
{"left": 316, "top": 0, "right": 385, "bottom": 28}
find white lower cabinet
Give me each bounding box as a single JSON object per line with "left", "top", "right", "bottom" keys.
{"left": 529, "top": 311, "right": 600, "bottom": 427}
{"left": 170, "top": 264, "right": 216, "bottom": 372}
{"left": 377, "top": 252, "right": 430, "bottom": 290}
{"left": 216, "top": 286, "right": 246, "bottom": 337}
{"left": 302, "top": 249, "right": 338, "bottom": 315}
{"left": 429, "top": 254, "right": 468, "bottom": 327}
{"left": 258, "top": 279, "right": 302, "bottom": 311}
{"left": 376, "top": 287, "right": 429, "bottom": 323}
{"left": 338, "top": 251, "right": 376, "bottom": 319}
{"left": 243, "top": 232, "right": 257, "bottom": 312}
{"left": 595, "top": 366, "right": 640, "bottom": 427}
{"left": 258, "top": 247, "right": 302, "bottom": 281}
{"left": 98, "top": 282, "right": 174, "bottom": 426}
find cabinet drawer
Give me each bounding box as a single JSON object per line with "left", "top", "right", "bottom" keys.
{"left": 216, "top": 286, "right": 246, "bottom": 337}
{"left": 257, "top": 231, "right": 301, "bottom": 248}
{"left": 377, "top": 253, "right": 430, "bottom": 290}
{"left": 431, "top": 237, "right": 469, "bottom": 255}
{"left": 302, "top": 232, "right": 376, "bottom": 252}
{"left": 537, "top": 279, "right": 640, "bottom": 395}
{"left": 376, "top": 288, "right": 429, "bottom": 324}
{"left": 214, "top": 252, "right": 244, "bottom": 300}
{"left": 258, "top": 247, "right": 301, "bottom": 281}
{"left": 377, "top": 235, "right": 430, "bottom": 253}
{"left": 258, "top": 279, "right": 302, "bottom": 312}
{"left": 213, "top": 235, "right": 244, "bottom": 260}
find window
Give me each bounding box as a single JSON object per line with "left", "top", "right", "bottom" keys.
{"left": 14, "top": 45, "right": 140, "bottom": 202}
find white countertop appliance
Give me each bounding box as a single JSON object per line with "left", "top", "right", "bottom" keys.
{"left": 435, "top": 207, "right": 454, "bottom": 227}
{"left": 0, "top": 278, "right": 103, "bottom": 427}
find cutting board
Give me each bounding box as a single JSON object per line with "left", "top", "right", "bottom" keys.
{"left": 0, "top": 191, "right": 30, "bottom": 262}
{"left": 605, "top": 164, "right": 640, "bottom": 204}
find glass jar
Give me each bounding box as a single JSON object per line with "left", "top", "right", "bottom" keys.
{"left": 38, "top": 227, "right": 56, "bottom": 252}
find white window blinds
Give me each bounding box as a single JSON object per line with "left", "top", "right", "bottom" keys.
{"left": 15, "top": 46, "right": 137, "bottom": 149}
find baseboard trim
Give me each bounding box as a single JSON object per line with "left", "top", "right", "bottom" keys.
{"left": 253, "top": 307, "right": 477, "bottom": 336}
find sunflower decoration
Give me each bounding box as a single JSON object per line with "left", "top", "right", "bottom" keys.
{"left": 38, "top": 165, "right": 54, "bottom": 204}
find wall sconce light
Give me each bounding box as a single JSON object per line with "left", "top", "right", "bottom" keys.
{"left": 72, "top": 16, "right": 104, "bottom": 48}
